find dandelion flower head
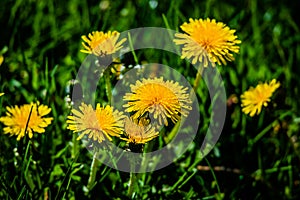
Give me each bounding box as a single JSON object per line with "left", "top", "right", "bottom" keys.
{"left": 123, "top": 77, "right": 192, "bottom": 126}
{"left": 121, "top": 116, "right": 159, "bottom": 144}
{"left": 241, "top": 79, "right": 280, "bottom": 117}
{"left": 0, "top": 102, "right": 53, "bottom": 140}
{"left": 174, "top": 18, "right": 241, "bottom": 67}
{"left": 81, "top": 31, "right": 127, "bottom": 57}
{"left": 67, "top": 103, "right": 125, "bottom": 143}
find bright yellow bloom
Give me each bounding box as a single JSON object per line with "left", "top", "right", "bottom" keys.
{"left": 121, "top": 116, "right": 159, "bottom": 144}
{"left": 81, "top": 31, "right": 127, "bottom": 56}
{"left": 123, "top": 77, "right": 192, "bottom": 126}
{"left": 241, "top": 79, "right": 280, "bottom": 117}
{"left": 174, "top": 18, "right": 241, "bottom": 67}
{"left": 67, "top": 103, "right": 125, "bottom": 143}
{"left": 0, "top": 93, "right": 4, "bottom": 96}
{"left": 0, "top": 102, "right": 53, "bottom": 140}
{"left": 0, "top": 55, "right": 3, "bottom": 66}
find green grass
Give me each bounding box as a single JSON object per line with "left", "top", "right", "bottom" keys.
{"left": 1, "top": 0, "right": 300, "bottom": 199}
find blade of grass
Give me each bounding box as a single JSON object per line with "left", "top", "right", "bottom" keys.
{"left": 24, "top": 155, "right": 32, "bottom": 177}
{"left": 127, "top": 32, "right": 139, "bottom": 65}
{"left": 0, "top": 175, "right": 16, "bottom": 199}
{"left": 178, "top": 168, "right": 198, "bottom": 189}
{"left": 162, "top": 13, "right": 181, "bottom": 56}
{"left": 204, "top": 157, "right": 221, "bottom": 195}
{"left": 45, "top": 57, "right": 49, "bottom": 94}
{"left": 16, "top": 185, "right": 27, "bottom": 200}
{"left": 249, "top": 110, "right": 292, "bottom": 146}
{"left": 162, "top": 13, "right": 172, "bottom": 31}
{"left": 169, "top": 152, "right": 204, "bottom": 191}
{"left": 54, "top": 149, "right": 81, "bottom": 200}
{"left": 62, "top": 164, "right": 84, "bottom": 200}
{"left": 24, "top": 155, "right": 35, "bottom": 192}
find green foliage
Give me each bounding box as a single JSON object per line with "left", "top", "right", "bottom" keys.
{"left": 1, "top": 0, "right": 300, "bottom": 199}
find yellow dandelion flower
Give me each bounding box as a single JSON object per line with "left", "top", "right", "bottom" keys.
{"left": 174, "top": 18, "right": 241, "bottom": 67}
{"left": 0, "top": 93, "right": 4, "bottom": 96}
{"left": 67, "top": 103, "right": 125, "bottom": 143}
{"left": 0, "top": 102, "right": 53, "bottom": 140}
{"left": 81, "top": 31, "right": 127, "bottom": 56}
{"left": 0, "top": 55, "right": 3, "bottom": 66}
{"left": 123, "top": 77, "right": 192, "bottom": 126}
{"left": 241, "top": 79, "right": 280, "bottom": 117}
{"left": 121, "top": 116, "right": 159, "bottom": 144}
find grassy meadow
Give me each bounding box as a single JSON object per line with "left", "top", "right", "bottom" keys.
{"left": 1, "top": 0, "right": 300, "bottom": 199}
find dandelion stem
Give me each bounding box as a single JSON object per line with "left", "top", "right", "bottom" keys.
{"left": 104, "top": 69, "right": 112, "bottom": 104}
{"left": 128, "top": 155, "right": 138, "bottom": 198}
{"left": 87, "top": 150, "right": 99, "bottom": 191}
{"left": 192, "top": 66, "right": 204, "bottom": 92}
{"left": 71, "top": 133, "right": 78, "bottom": 159}
{"left": 128, "top": 172, "right": 137, "bottom": 198}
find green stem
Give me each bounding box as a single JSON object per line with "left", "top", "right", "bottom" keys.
{"left": 249, "top": 111, "right": 292, "bottom": 146}
{"left": 71, "top": 133, "right": 78, "bottom": 159}
{"left": 127, "top": 172, "right": 137, "bottom": 198}
{"left": 192, "top": 66, "right": 204, "bottom": 92}
{"left": 164, "top": 120, "right": 180, "bottom": 143}
{"left": 167, "top": 65, "right": 204, "bottom": 144}
{"left": 127, "top": 155, "right": 138, "bottom": 198}
{"left": 104, "top": 69, "right": 112, "bottom": 104}
{"left": 87, "top": 151, "right": 99, "bottom": 191}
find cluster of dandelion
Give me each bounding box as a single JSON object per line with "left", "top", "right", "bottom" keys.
{"left": 72, "top": 24, "right": 224, "bottom": 151}
{"left": 66, "top": 77, "right": 193, "bottom": 152}
{"left": 0, "top": 18, "right": 280, "bottom": 146}
{"left": 173, "top": 18, "right": 280, "bottom": 116}
{"left": 0, "top": 16, "right": 282, "bottom": 200}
